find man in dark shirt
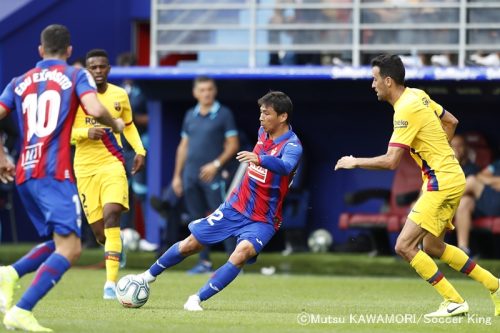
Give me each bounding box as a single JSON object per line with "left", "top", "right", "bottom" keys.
{"left": 172, "top": 76, "right": 239, "bottom": 273}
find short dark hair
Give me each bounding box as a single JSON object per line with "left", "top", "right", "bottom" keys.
{"left": 193, "top": 76, "right": 216, "bottom": 88}
{"left": 41, "top": 24, "right": 70, "bottom": 56}
{"left": 371, "top": 54, "right": 405, "bottom": 86}
{"left": 86, "top": 49, "right": 109, "bottom": 63}
{"left": 258, "top": 91, "right": 293, "bottom": 124}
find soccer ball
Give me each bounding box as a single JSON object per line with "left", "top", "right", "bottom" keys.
{"left": 116, "top": 275, "right": 150, "bottom": 308}
{"left": 122, "top": 228, "right": 140, "bottom": 252}
{"left": 308, "top": 229, "right": 333, "bottom": 253}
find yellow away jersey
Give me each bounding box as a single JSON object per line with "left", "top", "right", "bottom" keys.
{"left": 72, "top": 83, "right": 146, "bottom": 177}
{"left": 389, "top": 88, "right": 465, "bottom": 191}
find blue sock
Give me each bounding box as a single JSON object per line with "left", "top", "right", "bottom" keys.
{"left": 198, "top": 261, "right": 241, "bottom": 301}
{"left": 17, "top": 253, "right": 70, "bottom": 311}
{"left": 149, "top": 242, "right": 185, "bottom": 277}
{"left": 12, "top": 241, "right": 55, "bottom": 278}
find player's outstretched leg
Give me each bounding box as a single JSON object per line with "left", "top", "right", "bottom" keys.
{"left": 396, "top": 220, "right": 467, "bottom": 318}
{"left": 184, "top": 240, "right": 254, "bottom": 311}
{"left": 0, "top": 241, "right": 55, "bottom": 314}
{"left": 3, "top": 233, "right": 80, "bottom": 332}
{"left": 438, "top": 243, "right": 500, "bottom": 316}
{"left": 141, "top": 235, "right": 204, "bottom": 284}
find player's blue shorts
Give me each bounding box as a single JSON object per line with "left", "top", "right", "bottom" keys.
{"left": 188, "top": 202, "right": 275, "bottom": 264}
{"left": 17, "top": 178, "right": 82, "bottom": 238}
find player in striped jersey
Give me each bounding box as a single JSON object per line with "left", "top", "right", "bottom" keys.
{"left": 0, "top": 25, "right": 123, "bottom": 332}
{"left": 138, "top": 91, "right": 302, "bottom": 311}
{"left": 137, "top": 91, "right": 302, "bottom": 311}
{"left": 71, "top": 49, "right": 145, "bottom": 300}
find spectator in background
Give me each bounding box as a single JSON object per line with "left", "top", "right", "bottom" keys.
{"left": 451, "top": 134, "right": 480, "bottom": 178}
{"left": 455, "top": 159, "right": 500, "bottom": 255}
{"left": 451, "top": 134, "right": 479, "bottom": 255}
{"left": 164, "top": 76, "right": 239, "bottom": 274}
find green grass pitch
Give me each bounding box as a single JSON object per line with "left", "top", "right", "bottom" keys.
{"left": 7, "top": 269, "right": 498, "bottom": 333}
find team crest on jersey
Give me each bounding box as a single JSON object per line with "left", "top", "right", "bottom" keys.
{"left": 248, "top": 163, "right": 268, "bottom": 183}
{"left": 114, "top": 102, "right": 121, "bottom": 111}
{"left": 270, "top": 148, "right": 278, "bottom": 156}
{"left": 422, "top": 97, "right": 430, "bottom": 107}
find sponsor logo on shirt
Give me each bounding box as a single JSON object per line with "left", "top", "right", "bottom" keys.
{"left": 85, "top": 117, "right": 101, "bottom": 126}
{"left": 394, "top": 119, "right": 409, "bottom": 129}
{"left": 21, "top": 142, "right": 44, "bottom": 169}
{"left": 248, "top": 163, "right": 268, "bottom": 183}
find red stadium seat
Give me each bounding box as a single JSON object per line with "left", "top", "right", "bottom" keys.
{"left": 339, "top": 151, "right": 422, "bottom": 253}
{"left": 463, "top": 131, "right": 492, "bottom": 169}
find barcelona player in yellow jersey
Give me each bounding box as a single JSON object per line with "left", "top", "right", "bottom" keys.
{"left": 72, "top": 49, "right": 146, "bottom": 299}
{"left": 335, "top": 54, "right": 500, "bottom": 317}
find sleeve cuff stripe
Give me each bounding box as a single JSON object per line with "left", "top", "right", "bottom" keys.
{"left": 440, "top": 108, "right": 446, "bottom": 119}
{"left": 389, "top": 142, "right": 410, "bottom": 150}
{"left": 0, "top": 101, "right": 11, "bottom": 113}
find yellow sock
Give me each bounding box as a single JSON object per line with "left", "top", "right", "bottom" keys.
{"left": 441, "top": 244, "right": 499, "bottom": 292}
{"left": 104, "top": 227, "right": 122, "bottom": 283}
{"left": 410, "top": 250, "right": 464, "bottom": 303}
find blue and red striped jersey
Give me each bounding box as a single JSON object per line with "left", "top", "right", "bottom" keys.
{"left": 227, "top": 126, "right": 302, "bottom": 230}
{"left": 0, "top": 59, "right": 96, "bottom": 184}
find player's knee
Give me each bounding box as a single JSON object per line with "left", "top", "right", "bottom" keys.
{"left": 394, "top": 241, "right": 410, "bottom": 260}
{"left": 58, "top": 241, "right": 82, "bottom": 264}
{"left": 103, "top": 205, "right": 124, "bottom": 228}
{"left": 229, "top": 242, "right": 256, "bottom": 267}
{"left": 178, "top": 235, "right": 203, "bottom": 256}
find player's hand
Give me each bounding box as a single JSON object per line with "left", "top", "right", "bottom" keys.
{"left": 0, "top": 156, "right": 15, "bottom": 184}
{"left": 88, "top": 127, "right": 106, "bottom": 140}
{"left": 131, "top": 154, "right": 145, "bottom": 175}
{"left": 199, "top": 162, "right": 218, "bottom": 183}
{"left": 236, "top": 151, "right": 259, "bottom": 165}
{"left": 172, "top": 176, "right": 183, "bottom": 197}
{"left": 112, "top": 118, "right": 125, "bottom": 134}
{"left": 335, "top": 155, "right": 357, "bottom": 170}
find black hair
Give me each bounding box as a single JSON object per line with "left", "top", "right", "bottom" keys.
{"left": 86, "top": 49, "right": 109, "bottom": 62}
{"left": 258, "top": 91, "right": 293, "bottom": 124}
{"left": 41, "top": 24, "right": 70, "bottom": 56}
{"left": 371, "top": 54, "right": 405, "bottom": 85}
